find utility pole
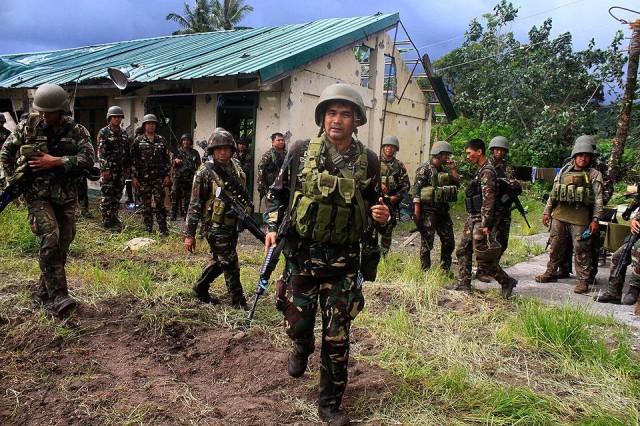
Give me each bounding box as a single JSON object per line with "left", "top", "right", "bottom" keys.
{"left": 608, "top": 18, "right": 640, "bottom": 184}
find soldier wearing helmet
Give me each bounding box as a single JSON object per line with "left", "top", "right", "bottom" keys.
{"left": 475, "top": 136, "right": 522, "bottom": 282}
{"left": 257, "top": 132, "right": 286, "bottom": 203}
{"left": 411, "top": 140, "right": 459, "bottom": 271}
{"left": 233, "top": 136, "right": 253, "bottom": 181}
{"left": 130, "top": 113, "right": 172, "bottom": 235}
{"left": 453, "top": 138, "right": 517, "bottom": 298}
{"left": 170, "top": 134, "right": 201, "bottom": 221}
{"left": 536, "top": 135, "right": 604, "bottom": 295}
{"left": 262, "top": 83, "right": 390, "bottom": 425}
{"left": 184, "top": 128, "right": 249, "bottom": 309}
{"left": 96, "top": 106, "right": 129, "bottom": 232}
{"left": 0, "top": 83, "right": 95, "bottom": 316}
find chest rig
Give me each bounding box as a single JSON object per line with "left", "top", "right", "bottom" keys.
{"left": 420, "top": 165, "right": 458, "bottom": 204}
{"left": 205, "top": 159, "right": 247, "bottom": 226}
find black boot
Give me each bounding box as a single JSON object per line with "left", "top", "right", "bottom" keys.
{"left": 623, "top": 287, "right": 640, "bottom": 306}
{"left": 501, "top": 277, "right": 518, "bottom": 299}
{"left": 594, "top": 292, "right": 621, "bottom": 304}
{"left": 287, "top": 343, "right": 311, "bottom": 378}
{"left": 192, "top": 284, "right": 219, "bottom": 304}
{"left": 318, "top": 406, "right": 351, "bottom": 426}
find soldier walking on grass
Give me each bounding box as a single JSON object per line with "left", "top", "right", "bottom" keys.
{"left": 184, "top": 129, "right": 249, "bottom": 309}
{"left": 264, "top": 83, "right": 390, "bottom": 425}
{"left": 171, "top": 134, "right": 201, "bottom": 221}
{"left": 412, "top": 141, "right": 459, "bottom": 271}
{"left": 535, "top": 135, "right": 604, "bottom": 294}
{"left": 130, "top": 114, "right": 171, "bottom": 236}
{"left": 0, "top": 84, "right": 95, "bottom": 316}
{"left": 97, "top": 106, "right": 129, "bottom": 232}
{"left": 453, "top": 138, "right": 517, "bottom": 298}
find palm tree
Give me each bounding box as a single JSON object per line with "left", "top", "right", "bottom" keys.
{"left": 166, "top": 0, "right": 215, "bottom": 35}
{"left": 211, "top": 0, "right": 254, "bottom": 30}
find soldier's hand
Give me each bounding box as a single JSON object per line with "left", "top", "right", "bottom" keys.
{"left": 265, "top": 231, "right": 278, "bottom": 255}
{"left": 184, "top": 237, "right": 196, "bottom": 253}
{"left": 174, "top": 158, "right": 183, "bottom": 166}
{"left": 629, "top": 218, "right": 640, "bottom": 235}
{"left": 101, "top": 170, "right": 112, "bottom": 182}
{"left": 27, "top": 152, "right": 63, "bottom": 171}
{"left": 543, "top": 213, "right": 551, "bottom": 227}
{"left": 163, "top": 176, "right": 172, "bottom": 187}
{"left": 481, "top": 227, "right": 490, "bottom": 236}
{"left": 132, "top": 178, "right": 140, "bottom": 189}
{"left": 371, "top": 197, "right": 390, "bottom": 224}
{"left": 589, "top": 219, "right": 599, "bottom": 235}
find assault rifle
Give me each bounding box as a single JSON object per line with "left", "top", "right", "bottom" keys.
{"left": 497, "top": 178, "right": 530, "bottom": 228}
{"left": 214, "top": 187, "right": 265, "bottom": 243}
{"left": 613, "top": 231, "right": 640, "bottom": 280}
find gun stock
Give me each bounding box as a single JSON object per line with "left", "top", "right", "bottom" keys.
{"left": 613, "top": 232, "right": 640, "bottom": 280}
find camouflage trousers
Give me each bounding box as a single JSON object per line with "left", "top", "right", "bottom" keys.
{"left": 456, "top": 216, "right": 511, "bottom": 287}
{"left": 192, "top": 225, "right": 245, "bottom": 305}
{"left": 419, "top": 208, "right": 455, "bottom": 271}
{"left": 26, "top": 200, "right": 76, "bottom": 300}
{"left": 100, "top": 172, "right": 124, "bottom": 224}
{"left": 494, "top": 209, "right": 512, "bottom": 257}
{"left": 605, "top": 240, "right": 640, "bottom": 297}
{"left": 544, "top": 219, "right": 592, "bottom": 284}
{"left": 281, "top": 264, "right": 365, "bottom": 409}
{"left": 77, "top": 176, "right": 89, "bottom": 212}
{"left": 171, "top": 178, "right": 193, "bottom": 218}
{"left": 138, "top": 178, "right": 167, "bottom": 231}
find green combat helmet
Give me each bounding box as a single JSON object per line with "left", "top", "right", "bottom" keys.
{"left": 107, "top": 106, "right": 124, "bottom": 119}
{"left": 489, "top": 136, "right": 509, "bottom": 151}
{"left": 32, "top": 83, "right": 69, "bottom": 112}
{"left": 180, "top": 133, "right": 193, "bottom": 143}
{"left": 382, "top": 135, "right": 400, "bottom": 150}
{"left": 431, "top": 140, "right": 453, "bottom": 156}
{"left": 207, "top": 129, "right": 236, "bottom": 152}
{"left": 141, "top": 114, "right": 159, "bottom": 126}
{"left": 315, "top": 83, "right": 367, "bottom": 127}
{"left": 571, "top": 135, "right": 596, "bottom": 157}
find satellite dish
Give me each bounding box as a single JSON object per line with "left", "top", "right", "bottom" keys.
{"left": 107, "top": 67, "right": 130, "bottom": 90}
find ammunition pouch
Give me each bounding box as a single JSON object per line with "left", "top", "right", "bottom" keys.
{"left": 550, "top": 172, "right": 593, "bottom": 206}
{"left": 420, "top": 185, "right": 457, "bottom": 204}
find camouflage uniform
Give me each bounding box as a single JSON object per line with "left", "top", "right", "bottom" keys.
{"left": 589, "top": 157, "right": 612, "bottom": 282}
{"left": 0, "top": 125, "right": 11, "bottom": 188}
{"left": 186, "top": 159, "right": 247, "bottom": 306}
{"left": 257, "top": 147, "right": 286, "bottom": 198}
{"left": 265, "top": 135, "right": 384, "bottom": 411}
{"left": 489, "top": 157, "right": 520, "bottom": 257}
{"left": 602, "top": 229, "right": 640, "bottom": 300}
{"left": 234, "top": 149, "right": 253, "bottom": 181}
{"left": 97, "top": 125, "right": 129, "bottom": 225}
{"left": 130, "top": 133, "right": 171, "bottom": 232}
{"left": 539, "top": 162, "right": 604, "bottom": 290}
{"left": 412, "top": 162, "right": 458, "bottom": 270}
{"left": 456, "top": 161, "right": 514, "bottom": 290}
{"left": 0, "top": 115, "right": 95, "bottom": 303}
{"left": 377, "top": 156, "right": 410, "bottom": 254}
{"left": 171, "top": 146, "right": 201, "bottom": 218}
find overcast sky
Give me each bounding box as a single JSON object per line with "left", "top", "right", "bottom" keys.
{"left": 0, "top": 0, "right": 638, "bottom": 60}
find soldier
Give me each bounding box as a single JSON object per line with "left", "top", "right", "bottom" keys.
{"left": 412, "top": 141, "right": 459, "bottom": 271}
{"left": 184, "top": 129, "right": 249, "bottom": 309}
{"left": 257, "top": 132, "right": 286, "bottom": 202}
{"left": 0, "top": 114, "right": 11, "bottom": 188}
{"left": 376, "top": 135, "right": 410, "bottom": 255}
{"left": 0, "top": 84, "right": 95, "bottom": 315}
{"left": 97, "top": 106, "right": 129, "bottom": 232}
{"left": 535, "top": 135, "right": 604, "bottom": 294}
{"left": 588, "top": 142, "right": 613, "bottom": 284}
{"left": 171, "top": 134, "right": 201, "bottom": 220}
{"left": 130, "top": 114, "right": 172, "bottom": 235}
{"left": 264, "top": 83, "right": 390, "bottom": 425}
{"left": 234, "top": 136, "right": 253, "bottom": 180}
{"left": 453, "top": 139, "right": 517, "bottom": 297}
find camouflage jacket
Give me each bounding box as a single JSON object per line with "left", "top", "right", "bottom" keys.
{"left": 470, "top": 161, "right": 498, "bottom": 229}
{"left": 411, "top": 162, "right": 460, "bottom": 208}
{"left": 257, "top": 147, "right": 286, "bottom": 196}
{"left": 264, "top": 136, "right": 384, "bottom": 276}
{"left": 130, "top": 133, "right": 171, "bottom": 181}
{"left": 544, "top": 161, "right": 604, "bottom": 220}
{"left": 0, "top": 115, "right": 95, "bottom": 203}
{"left": 172, "top": 147, "right": 201, "bottom": 181}
{"left": 97, "top": 125, "right": 129, "bottom": 173}
{"left": 234, "top": 150, "right": 253, "bottom": 178}
{"left": 490, "top": 157, "right": 521, "bottom": 212}
{"left": 380, "top": 156, "right": 410, "bottom": 201}
{"left": 593, "top": 157, "right": 613, "bottom": 205}
{"left": 185, "top": 158, "right": 245, "bottom": 238}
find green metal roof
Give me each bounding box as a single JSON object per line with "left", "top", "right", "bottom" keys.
{"left": 0, "top": 13, "right": 399, "bottom": 88}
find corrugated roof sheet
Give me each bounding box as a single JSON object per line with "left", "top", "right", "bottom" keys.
{"left": 0, "top": 13, "right": 399, "bottom": 88}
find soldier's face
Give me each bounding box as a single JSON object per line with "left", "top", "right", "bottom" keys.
{"left": 382, "top": 145, "right": 396, "bottom": 158}
{"left": 41, "top": 111, "right": 62, "bottom": 126}
{"left": 110, "top": 116, "right": 123, "bottom": 126}
{"left": 323, "top": 102, "right": 355, "bottom": 142}
{"left": 181, "top": 139, "right": 192, "bottom": 149}
{"left": 465, "top": 147, "right": 483, "bottom": 164}
{"left": 144, "top": 122, "right": 156, "bottom": 134}
{"left": 574, "top": 153, "right": 592, "bottom": 169}
{"left": 272, "top": 136, "right": 285, "bottom": 150}
{"left": 492, "top": 147, "right": 506, "bottom": 160}
{"left": 237, "top": 144, "right": 247, "bottom": 154}
{"left": 213, "top": 146, "right": 233, "bottom": 163}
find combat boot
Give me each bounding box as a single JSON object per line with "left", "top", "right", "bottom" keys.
{"left": 287, "top": 344, "right": 311, "bottom": 378}
{"left": 501, "top": 277, "right": 518, "bottom": 299}
{"left": 232, "top": 296, "right": 249, "bottom": 311}
{"left": 634, "top": 300, "right": 640, "bottom": 316}
{"left": 192, "top": 285, "right": 219, "bottom": 304}
{"left": 170, "top": 212, "right": 177, "bottom": 221}
{"left": 622, "top": 286, "right": 639, "bottom": 306}
{"left": 318, "top": 406, "right": 351, "bottom": 426}
{"left": 81, "top": 208, "right": 93, "bottom": 218}
{"left": 594, "top": 292, "right": 621, "bottom": 304}
{"left": 52, "top": 295, "right": 77, "bottom": 317}
{"left": 535, "top": 273, "right": 557, "bottom": 283}
{"left": 556, "top": 269, "right": 571, "bottom": 279}
{"left": 452, "top": 282, "right": 472, "bottom": 293}
{"left": 159, "top": 228, "right": 169, "bottom": 237}
{"left": 573, "top": 281, "right": 589, "bottom": 294}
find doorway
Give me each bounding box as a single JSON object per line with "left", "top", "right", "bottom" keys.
{"left": 146, "top": 96, "right": 195, "bottom": 154}
{"left": 74, "top": 96, "right": 108, "bottom": 144}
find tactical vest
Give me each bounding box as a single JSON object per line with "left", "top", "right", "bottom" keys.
{"left": 380, "top": 160, "right": 397, "bottom": 191}
{"left": 204, "top": 159, "right": 247, "bottom": 226}
{"left": 291, "top": 136, "right": 369, "bottom": 245}
{"left": 420, "top": 166, "right": 458, "bottom": 204}
{"left": 465, "top": 165, "right": 495, "bottom": 214}
{"left": 550, "top": 171, "right": 594, "bottom": 225}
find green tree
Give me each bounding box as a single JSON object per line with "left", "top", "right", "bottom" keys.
{"left": 211, "top": 0, "right": 254, "bottom": 31}
{"left": 435, "top": 0, "right": 626, "bottom": 166}
{"left": 166, "top": 0, "right": 253, "bottom": 34}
